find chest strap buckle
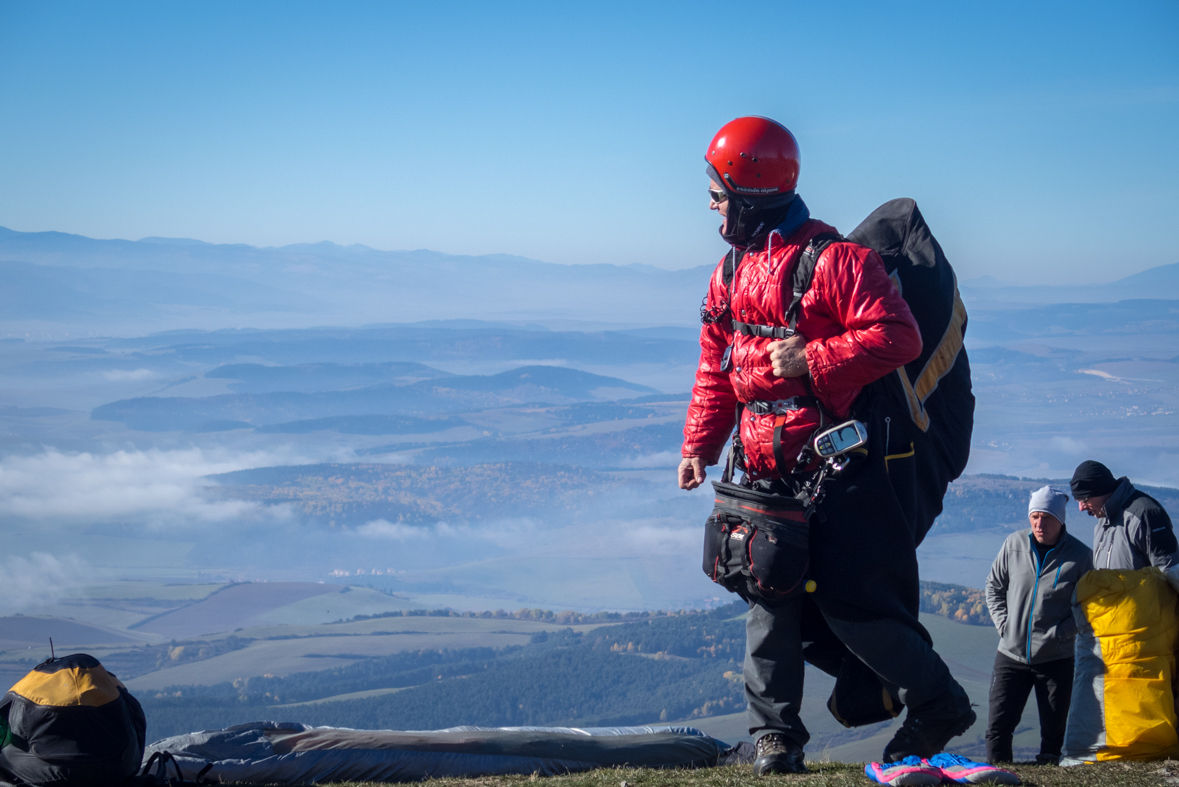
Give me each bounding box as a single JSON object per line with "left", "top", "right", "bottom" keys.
{"left": 732, "top": 320, "right": 795, "bottom": 340}
{"left": 746, "top": 397, "right": 817, "bottom": 416}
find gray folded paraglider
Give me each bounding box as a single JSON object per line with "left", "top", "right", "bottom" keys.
{"left": 145, "top": 722, "right": 738, "bottom": 783}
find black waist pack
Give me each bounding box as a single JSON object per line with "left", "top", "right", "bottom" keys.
{"left": 702, "top": 480, "right": 812, "bottom": 602}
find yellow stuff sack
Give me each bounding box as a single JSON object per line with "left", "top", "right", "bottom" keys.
{"left": 1061, "top": 567, "right": 1179, "bottom": 763}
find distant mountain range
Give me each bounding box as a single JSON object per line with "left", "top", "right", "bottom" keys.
{"left": 0, "top": 226, "right": 708, "bottom": 334}
{"left": 962, "top": 263, "right": 1179, "bottom": 304}
{"left": 2, "top": 224, "right": 1177, "bottom": 337}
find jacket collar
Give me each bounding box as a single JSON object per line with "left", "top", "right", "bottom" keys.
{"left": 741, "top": 195, "right": 811, "bottom": 252}
{"left": 1028, "top": 525, "right": 1069, "bottom": 552}
{"left": 1101, "top": 477, "right": 1135, "bottom": 525}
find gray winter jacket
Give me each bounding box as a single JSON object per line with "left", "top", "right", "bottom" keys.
{"left": 985, "top": 528, "right": 1093, "bottom": 664}
{"left": 1092, "top": 477, "right": 1178, "bottom": 570}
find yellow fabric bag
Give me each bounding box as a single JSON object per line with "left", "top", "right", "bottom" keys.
{"left": 1062, "top": 567, "right": 1179, "bottom": 763}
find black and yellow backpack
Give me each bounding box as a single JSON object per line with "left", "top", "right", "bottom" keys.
{"left": 0, "top": 653, "right": 145, "bottom": 787}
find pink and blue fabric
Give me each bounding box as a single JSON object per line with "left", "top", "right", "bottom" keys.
{"left": 925, "top": 753, "right": 1020, "bottom": 784}
{"left": 865, "top": 756, "right": 943, "bottom": 786}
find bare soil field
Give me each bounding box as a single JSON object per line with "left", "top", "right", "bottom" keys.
{"left": 132, "top": 582, "right": 346, "bottom": 639}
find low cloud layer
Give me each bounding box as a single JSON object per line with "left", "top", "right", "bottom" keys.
{"left": 101, "top": 368, "right": 157, "bottom": 382}
{"left": 0, "top": 446, "right": 714, "bottom": 609}
{"left": 0, "top": 447, "right": 313, "bottom": 527}
{"left": 0, "top": 552, "right": 93, "bottom": 615}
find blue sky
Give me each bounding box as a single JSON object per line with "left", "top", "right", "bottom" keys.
{"left": 1, "top": 1, "right": 1175, "bottom": 283}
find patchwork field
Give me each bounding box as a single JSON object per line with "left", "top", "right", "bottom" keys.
{"left": 0, "top": 579, "right": 1044, "bottom": 761}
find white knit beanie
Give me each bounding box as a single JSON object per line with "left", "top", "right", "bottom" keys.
{"left": 1028, "top": 486, "right": 1069, "bottom": 525}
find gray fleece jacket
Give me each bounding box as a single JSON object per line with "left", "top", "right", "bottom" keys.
{"left": 985, "top": 528, "right": 1093, "bottom": 664}
{"left": 1092, "top": 477, "right": 1178, "bottom": 570}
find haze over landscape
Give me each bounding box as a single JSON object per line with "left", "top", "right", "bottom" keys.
{"left": 2, "top": 0, "right": 1177, "bottom": 767}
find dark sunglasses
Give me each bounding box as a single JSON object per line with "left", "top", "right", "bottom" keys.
{"left": 708, "top": 188, "right": 728, "bottom": 204}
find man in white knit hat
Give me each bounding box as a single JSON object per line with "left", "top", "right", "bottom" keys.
{"left": 984, "top": 486, "right": 1093, "bottom": 764}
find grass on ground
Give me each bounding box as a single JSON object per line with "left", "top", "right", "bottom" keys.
{"left": 236, "top": 758, "right": 1179, "bottom": 786}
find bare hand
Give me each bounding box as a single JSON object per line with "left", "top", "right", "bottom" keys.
{"left": 678, "top": 457, "right": 707, "bottom": 490}
{"left": 768, "top": 334, "right": 809, "bottom": 378}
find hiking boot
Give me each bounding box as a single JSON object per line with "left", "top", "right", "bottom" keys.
{"left": 752, "top": 732, "right": 807, "bottom": 775}
{"left": 882, "top": 707, "right": 977, "bottom": 763}
{"left": 926, "top": 752, "right": 1020, "bottom": 784}
{"left": 864, "top": 756, "right": 942, "bottom": 786}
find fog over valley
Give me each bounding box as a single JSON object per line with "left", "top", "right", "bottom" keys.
{"left": 4, "top": 225, "right": 1179, "bottom": 600}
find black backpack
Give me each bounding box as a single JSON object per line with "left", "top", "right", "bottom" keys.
{"left": 842, "top": 198, "right": 973, "bottom": 545}
{"left": 722, "top": 198, "right": 972, "bottom": 544}
{"left": 0, "top": 654, "right": 146, "bottom": 787}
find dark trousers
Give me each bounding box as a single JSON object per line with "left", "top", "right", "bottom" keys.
{"left": 985, "top": 651, "right": 1074, "bottom": 764}
{"left": 745, "top": 596, "right": 970, "bottom": 746}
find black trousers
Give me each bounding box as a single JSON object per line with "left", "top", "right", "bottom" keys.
{"left": 745, "top": 596, "right": 970, "bottom": 746}
{"left": 985, "top": 651, "right": 1074, "bottom": 764}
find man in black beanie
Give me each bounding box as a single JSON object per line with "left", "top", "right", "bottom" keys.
{"left": 1070, "top": 460, "right": 1178, "bottom": 570}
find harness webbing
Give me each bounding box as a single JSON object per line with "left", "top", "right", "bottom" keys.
{"left": 721, "top": 231, "right": 844, "bottom": 482}
{"left": 745, "top": 397, "right": 819, "bottom": 415}
{"left": 726, "top": 231, "right": 842, "bottom": 339}
{"left": 732, "top": 321, "right": 795, "bottom": 339}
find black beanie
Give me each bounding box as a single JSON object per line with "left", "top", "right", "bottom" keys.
{"left": 1070, "top": 460, "right": 1118, "bottom": 499}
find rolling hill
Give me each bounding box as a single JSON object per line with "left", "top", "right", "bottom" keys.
{"left": 206, "top": 462, "right": 630, "bottom": 525}
{"left": 91, "top": 365, "right": 660, "bottom": 431}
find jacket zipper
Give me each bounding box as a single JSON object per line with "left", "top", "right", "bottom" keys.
{"left": 1027, "top": 535, "right": 1059, "bottom": 660}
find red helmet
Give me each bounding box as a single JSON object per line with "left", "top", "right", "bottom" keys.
{"left": 705, "top": 116, "right": 800, "bottom": 201}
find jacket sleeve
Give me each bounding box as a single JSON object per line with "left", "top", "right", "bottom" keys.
{"left": 803, "top": 244, "right": 923, "bottom": 395}
{"left": 985, "top": 543, "right": 1010, "bottom": 636}
{"left": 1138, "top": 501, "right": 1179, "bottom": 569}
{"left": 682, "top": 265, "right": 738, "bottom": 464}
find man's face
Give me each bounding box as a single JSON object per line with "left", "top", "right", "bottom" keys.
{"left": 709, "top": 179, "right": 729, "bottom": 218}
{"left": 1077, "top": 493, "right": 1111, "bottom": 518}
{"left": 1029, "top": 511, "right": 1064, "bottom": 545}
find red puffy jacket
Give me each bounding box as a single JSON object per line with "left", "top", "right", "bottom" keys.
{"left": 682, "top": 219, "right": 922, "bottom": 479}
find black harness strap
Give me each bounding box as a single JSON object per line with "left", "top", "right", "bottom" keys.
{"left": 772, "top": 414, "right": 791, "bottom": 478}
{"left": 721, "top": 247, "right": 746, "bottom": 325}
{"left": 746, "top": 397, "right": 819, "bottom": 415}
{"left": 732, "top": 321, "right": 794, "bottom": 339}
{"left": 784, "top": 231, "right": 841, "bottom": 329}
